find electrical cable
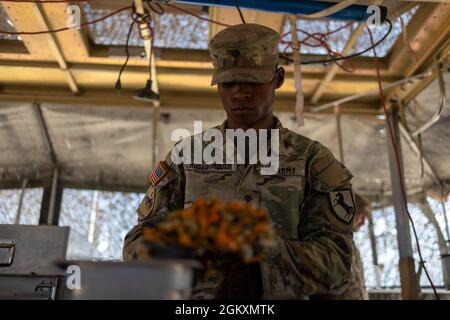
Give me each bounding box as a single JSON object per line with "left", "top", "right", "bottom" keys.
{"left": 115, "top": 16, "right": 138, "bottom": 91}
{"left": 233, "top": 0, "right": 246, "bottom": 24}
{"left": 0, "top": 0, "right": 389, "bottom": 72}
{"left": 165, "top": 3, "right": 391, "bottom": 70}
{"left": 368, "top": 25, "right": 440, "bottom": 300}
{"left": 283, "top": 18, "right": 393, "bottom": 66}
{"left": 281, "top": 21, "right": 355, "bottom": 72}
{"left": 165, "top": 2, "right": 231, "bottom": 27}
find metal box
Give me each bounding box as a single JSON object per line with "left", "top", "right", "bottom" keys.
{"left": 0, "top": 224, "right": 69, "bottom": 299}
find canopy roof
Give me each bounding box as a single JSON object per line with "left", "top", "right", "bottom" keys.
{"left": 0, "top": 0, "right": 449, "bottom": 198}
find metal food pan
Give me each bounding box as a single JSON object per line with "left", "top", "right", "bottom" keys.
{"left": 59, "top": 259, "right": 201, "bottom": 300}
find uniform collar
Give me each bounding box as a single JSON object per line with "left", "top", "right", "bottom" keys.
{"left": 217, "top": 116, "right": 284, "bottom": 133}
{"left": 215, "top": 116, "right": 288, "bottom": 156}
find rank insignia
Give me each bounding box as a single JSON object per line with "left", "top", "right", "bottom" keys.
{"left": 149, "top": 161, "right": 169, "bottom": 186}
{"left": 329, "top": 190, "right": 356, "bottom": 224}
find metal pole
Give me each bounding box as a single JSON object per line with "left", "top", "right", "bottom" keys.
{"left": 386, "top": 107, "right": 420, "bottom": 299}
{"left": 152, "top": 103, "right": 159, "bottom": 166}
{"left": 367, "top": 212, "right": 382, "bottom": 288}
{"left": 289, "top": 14, "right": 304, "bottom": 127}
{"left": 416, "top": 196, "right": 449, "bottom": 288}
{"left": 47, "top": 167, "right": 60, "bottom": 225}
{"left": 399, "top": 122, "right": 441, "bottom": 186}
{"left": 311, "top": 71, "right": 432, "bottom": 112}
{"left": 14, "top": 179, "right": 29, "bottom": 224}
{"left": 367, "top": 213, "right": 379, "bottom": 267}
{"left": 134, "top": 0, "right": 160, "bottom": 165}
{"left": 33, "top": 102, "right": 58, "bottom": 166}
{"left": 88, "top": 190, "right": 100, "bottom": 244}
{"left": 440, "top": 188, "right": 450, "bottom": 243}
{"left": 34, "top": 102, "right": 62, "bottom": 225}
{"left": 334, "top": 104, "right": 345, "bottom": 164}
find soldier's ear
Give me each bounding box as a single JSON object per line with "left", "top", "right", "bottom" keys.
{"left": 274, "top": 66, "right": 285, "bottom": 89}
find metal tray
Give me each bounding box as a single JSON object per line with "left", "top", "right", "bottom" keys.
{"left": 58, "top": 259, "right": 201, "bottom": 300}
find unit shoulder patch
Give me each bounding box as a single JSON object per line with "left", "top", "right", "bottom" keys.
{"left": 149, "top": 161, "right": 169, "bottom": 186}
{"left": 137, "top": 189, "right": 155, "bottom": 220}
{"left": 329, "top": 190, "right": 356, "bottom": 224}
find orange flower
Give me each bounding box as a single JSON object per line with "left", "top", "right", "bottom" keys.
{"left": 141, "top": 198, "right": 274, "bottom": 263}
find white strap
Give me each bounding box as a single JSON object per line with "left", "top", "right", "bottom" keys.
{"left": 288, "top": 15, "right": 305, "bottom": 127}
{"left": 298, "top": 0, "right": 358, "bottom": 19}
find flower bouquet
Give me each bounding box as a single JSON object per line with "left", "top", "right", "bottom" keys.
{"left": 141, "top": 198, "right": 276, "bottom": 266}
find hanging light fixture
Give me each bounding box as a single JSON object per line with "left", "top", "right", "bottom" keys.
{"left": 133, "top": 79, "right": 160, "bottom": 102}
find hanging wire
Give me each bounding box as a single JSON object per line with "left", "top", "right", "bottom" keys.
{"left": 115, "top": 16, "right": 138, "bottom": 91}
{"left": 281, "top": 21, "right": 356, "bottom": 72}
{"left": 233, "top": 0, "right": 246, "bottom": 24}
{"left": 0, "top": 0, "right": 393, "bottom": 72}
{"left": 115, "top": 2, "right": 157, "bottom": 90}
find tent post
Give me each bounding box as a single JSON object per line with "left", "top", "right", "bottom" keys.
{"left": 34, "top": 102, "right": 62, "bottom": 226}
{"left": 14, "top": 179, "right": 29, "bottom": 224}
{"left": 386, "top": 107, "right": 420, "bottom": 299}
{"left": 367, "top": 213, "right": 381, "bottom": 286}
{"left": 334, "top": 104, "right": 345, "bottom": 164}
{"left": 39, "top": 170, "right": 63, "bottom": 226}
{"left": 416, "top": 195, "right": 449, "bottom": 289}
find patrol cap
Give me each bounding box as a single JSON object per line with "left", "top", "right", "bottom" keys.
{"left": 208, "top": 23, "right": 280, "bottom": 85}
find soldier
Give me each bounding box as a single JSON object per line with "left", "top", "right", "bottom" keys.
{"left": 337, "top": 194, "right": 371, "bottom": 300}
{"left": 123, "top": 23, "right": 356, "bottom": 299}
{"left": 314, "top": 193, "right": 370, "bottom": 300}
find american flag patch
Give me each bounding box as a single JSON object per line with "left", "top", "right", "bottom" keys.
{"left": 149, "top": 161, "right": 169, "bottom": 186}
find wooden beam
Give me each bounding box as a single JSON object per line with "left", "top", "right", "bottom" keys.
{"left": 310, "top": 0, "right": 384, "bottom": 104}
{"left": 42, "top": 3, "right": 90, "bottom": 60}
{"left": 311, "top": 70, "right": 431, "bottom": 112}
{"left": 388, "top": 3, "right": 450, "bottom": 76}
{"left": 0, "top": 59, "right": 399, "bottom": 90}
{"left": 1, "top": 40, "right": 392, "bottom": 73}
{"left": 1, "top": 3, "right": 54, "bottom": 60}
{"left": 90, "top": 0, "right": 204, "bottom": 15}
{"left": 0, "top": 86, "right": 380, "bottom": 115}
{"left": 401, "top": 46, "right": 449, "bottom": 105}
{"left": 386, "top": 2, "right": 450, "bottom": 106}
{"left": 32, "top": 3, "right": 79, "bottom": 94}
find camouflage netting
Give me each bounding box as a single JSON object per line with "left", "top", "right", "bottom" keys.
{"left": 0, "top": 71, "right": 449, "bottom": 196}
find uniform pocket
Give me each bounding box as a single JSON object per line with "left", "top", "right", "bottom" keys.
{"left": 183, "top": 166, "right": 237, "bottom": 205}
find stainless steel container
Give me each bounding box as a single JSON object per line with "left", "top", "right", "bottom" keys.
{"left": 60, "top": 260, "right": 200, "bottom": 300}
{"left": 0, "top": 224, "right": 69, "bottom": 300}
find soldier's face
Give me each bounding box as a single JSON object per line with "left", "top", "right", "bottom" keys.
{"left": 217, "top": 67, "right": 285, "bottom": 127}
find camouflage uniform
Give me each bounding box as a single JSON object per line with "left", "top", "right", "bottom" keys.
{"left": 123, "top": 24, "right": 356, "bottom": 299}
{"left": 336, "top": 194, "right": 370, "bottom": 300}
